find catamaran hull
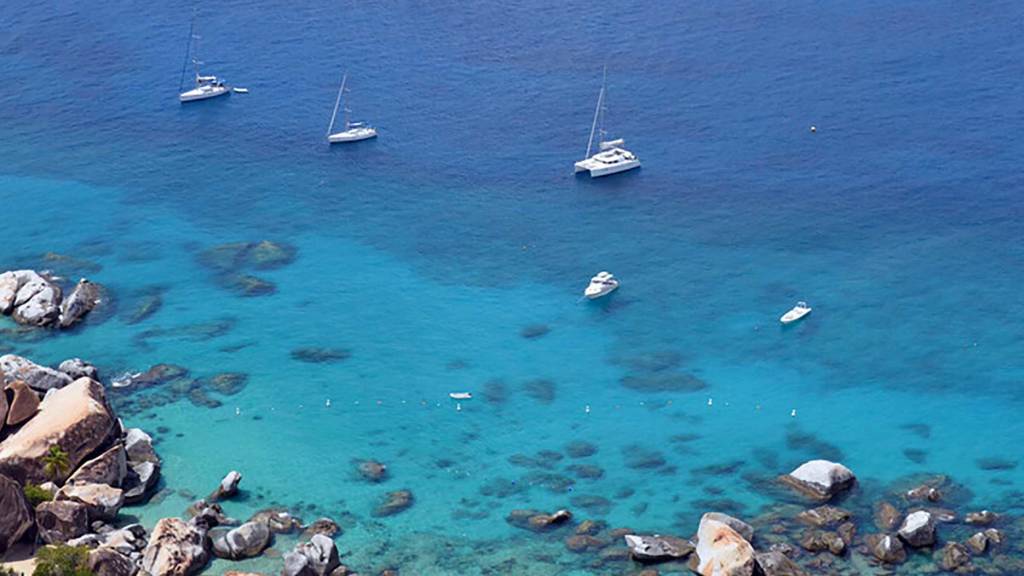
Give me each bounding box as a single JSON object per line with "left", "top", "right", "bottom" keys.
{"left": 575, "top": 159, "right": 641, "bottom": 178}
{"left": 179, "top": 86, "right": 231, "bottom": 102}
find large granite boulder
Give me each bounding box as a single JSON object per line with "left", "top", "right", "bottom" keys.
{"left": 0, "top": 473, "right": 34, "bottom": 554}
{"left": 693, "top": 513, "right": 756, "bottom": 576}
{"left": 67, "top": 443, "right": 127, "bottom": 487}
{"left": 89, "top": 547, "right": 138, "bottom": 576}
{"left": 58, "top": 358, "right": 99, "bottom": 381}
{"left": 57, "top": 482, "right": 124, "bottom": 522}
{"left": 781, "top": 460, "right": 856, "bottom": 501}
{"left": 124, "top": 428, "right": 160, "bottom": 464}
{"left": 898, "top": 510, "right": 936, "bottom": 547}
{"left": 58, "top": 278, "right": 102, "bottom": 328}
{"left": 0, "top": 271, "right": 22, "bottom": 313}
{"left": 140, "top": 517, "right": 209, "bottom": 576}
{"left": 123, "top": 460, "right": 160, "bottom": 505}
{"left": 5, "top": 380, "right": 39, "bottom": 426}
{"left": 8, "top": 270, "right": 62, "bottom": 326}
{"left": 623, "top": 534, "right": 694, "bottom": 563}
{"left": 282, "top": 534, "right": 340, "bottom": 576}
{"left": 754, "top": 551, "right": 808, "bottom": 576}
{"left": 0, "top": 354, "right": 73, "bottom": 392}
{"left": 0, "top": 388, "right": 6, "bottom": 433}
{"left": 36, "top": 499, "right": 90, "bottom": 544}
{"left": 0, "top": 378, "right": 117, "bottom": 483}
{"left": 866, "top": 533, "right": 907, "bottom": 564}
{"left": 211, "top": 521, "right": 271, "bottom": 559}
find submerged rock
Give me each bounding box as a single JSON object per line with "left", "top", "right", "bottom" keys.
{"left": 874, "top": 501, "right": 901, "bottom": 531}
{"left": 781, "top": 460, "right": 856, "bottom": 501}
{"left": 291, "top": 347, "right": 351, "bottom": 364}
{"left": 199, "top": 240, "right": 297, "bottom": 273}
{"left": 620, "top": 371, "right": 707, "bottom": 393}
{"left": 249, "top": 508, "right": 303, "bottom": 534}
{"left": 796, "top": 505, "right": 850, "bottom": 528}
{"left": 754, "top": 551, "right": 808, "bottom": 576}
{"left": 565, "top": 440, "right": 598, "bottom": 458}
{"left": 223, "top": 274, "right": 276, "bottom": 297}
{"left": 965, "top": 510, "right": 998, "bottom": 526}
{"left": 522, "top": 378, "right": 556, "bottom": 404}
{"left": 565, "top": 534, "right": 607, "bottom": 553}
{"left": 865, "top": 533, "right": 906, "bottom": 564}
{"left": 301, "top": 518, "right": 341, "bottom": 539}
{"left": 373, "top": 489, "right": 414, "bottom": 517}
{"left": 206, "top": 372, "right": 248, "bottom": 395}
{"left": 623, "top": 534, "right": 694, "bottom": 563}
{"left": 355, "top": 459, "right": 388, "bottom": 483}
{"left": 798, "top": 529, "right": 845, "bottom": 555}
{"left": 939, "top": 542, "right": 970, "bottom": 571}
{"left": 506, "top": 509, "right": 572, "bottom": 532}
{"left": 123, "top": 288, "right": 163, "bottom": 325}
{"left": 520, "top": 324, "right": 551, "bottom": 339}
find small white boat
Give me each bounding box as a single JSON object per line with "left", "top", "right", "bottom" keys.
{"left": 232, "top": 87, "right": 249, "bottom": 94}
{"left": 449, "top": 392, "right": 473, "bottom": 400}
{"left": 574, "top": 68, "right": 640, "bottom": 178}
{"left": 177, "top": 15, "right": 230, "bottom": 103}
{"left": 584, "top": 271, "right": 619, "bottom": 299}
{"left": 327, "top": 74, "right": 378, "bottom": 144}
{"left": 780, "top": 301, "right": 812, "bottom": 324}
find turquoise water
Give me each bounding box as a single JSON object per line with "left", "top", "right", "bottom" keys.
{"left": 3, "top": 0, "right": 1024, "bottom": 573}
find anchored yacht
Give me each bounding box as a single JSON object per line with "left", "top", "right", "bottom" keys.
{"left": 780, "top": 301, "right": 812, "bottom": 324}
{"left": 584, "top": 271, "right": 619, "bottom": 299}
{"left": 574, "top": 69, "right": 640, "bottom": 177}
{"left": 178, "top": 14, "right": 230, "bottom": 103}
{"left": 327, "top": 74, "right": 378, "bottom": 143}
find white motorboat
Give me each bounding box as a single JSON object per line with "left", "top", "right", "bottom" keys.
{"left": 584, "top": 271, "right": 619, "bottom": 299}
{"left": 178, "top": 15, "right": 230, "bottom": 103}
{"left": 780, "top": 301, "right": 812, "bottom": 324}
{"left": 327, "top": 74, "right": 378, "bottom": 143}
{"left": 449, "top": 392, "right": 473, "bottom": 400}
{"left": 574, "top": 68, "right": 640, "bottom": 178}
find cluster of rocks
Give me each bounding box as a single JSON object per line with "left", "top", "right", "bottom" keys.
{"left": 0, "top": 367, "right": 163, "bottom": 566}
{"left": 104, "top": 361, "right": 248, "bottom": 416}
{"left": 196, "top": 240, "right": 297, "bottom": 297}
{"left": 0, "top": 270, "right": 106, "bottom": 329}
{"left": 501, "top": 459, "right": 1018, "bottom": 576}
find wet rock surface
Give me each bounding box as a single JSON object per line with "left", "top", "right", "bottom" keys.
{"left": 781, "top": 459, "right": 856, "bottom": 501}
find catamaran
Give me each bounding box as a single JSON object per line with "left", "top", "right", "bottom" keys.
{"left": 178, "top": 14, "right": 229, "bottom": 103}
{"left": 574, "top": 68, "right": 640, "bottom": 178}
{"left": 327, "top": 74, "right": 378, "bottom": 143}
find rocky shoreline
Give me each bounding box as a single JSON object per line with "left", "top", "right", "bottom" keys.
{"left": 1, "top": 352, "right": 1022, "bottom": 575}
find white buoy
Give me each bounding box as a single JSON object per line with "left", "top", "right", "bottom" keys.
{"left": 456, "top": 402, "right": 462, "bottom": 412}
{"left": 707, "top": 398, "right": 713, "bottom": 407}
{"left": 584, "top": 404, "right": 591, "bottom": 414}
{"left": 810, "top": 125, "right": 817, "bottom": 133}
{"left": 235, "top": 407, "right": 240, "bottom": 416}
{"left": 791, "top": 409, "right": 797, "bottom": 417}
{"left": 325, "top": 399, "right": 331, "bottom": 408}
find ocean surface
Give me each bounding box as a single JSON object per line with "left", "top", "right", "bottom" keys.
{"left": 2, "top": 1, "right": 1023, "bottom": 574}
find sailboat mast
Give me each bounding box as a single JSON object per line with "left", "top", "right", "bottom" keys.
{"left": 179, "top": 13, "right": 196, "bottom": 92}
{"left": 585, "top": 87, "right": 603, "bottom": 159}
{"left": 597, "top": 66, "right": 608, "bottom": 145}
{"left": 327, "top": 74, "right": 346, "bottom": 137}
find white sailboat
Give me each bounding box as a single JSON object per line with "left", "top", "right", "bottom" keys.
{"left": 178, "top": 13, "right": 229, "bottom": 103}
{"left": 574, "top": 68, "right": 640, "bottom": 178}
{"left": 327, "top": 74, "right": 377, "bottom": 143}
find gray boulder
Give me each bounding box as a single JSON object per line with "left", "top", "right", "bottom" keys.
{"left": 36, "top": 500, "right": 90, "bottom": 544}
{"left": 866, "top": 533, "right": 907, "bottom": 564}
{"left": 57, "top": 482, "right": 125, "bottom": 522}
{"left": 623, "top": 534, "right": 694, "bottom": 563}
{"left": 0, "top": 354, "right": 73, "bottom": 392}
{"left": 140, "top": 517, "right": 209, "bottom": 576}
{"left": 249, "top": 507, "right": 303, "bottom": 534}
{"left": 58, "top": 278, "right": 102, "bottom": 328}
{"left": 898, "top": 510, "right": 936, "bottom": 548}
{"left": 211, "top": 521, "right": 270, "bottom": 559}
{"left": 10, "top": 270, "right": 62, "bottom": 326}
{"left": 68, "top": 443, "right": 127, "bottom": 487}
{"left": 0, "top": 271, "right": 22, "bottom": 314}
{"left": 58, "top": 358, "right": 99, "bottom": 381}
{"left": 781, "top": 460, "right": 856, "bottom": 501}
{"left": 209, "top": 470, "right": 242, "bottom": 502}
{"left": 283, "top": 534, "right": 340, "bottom": 576}
{"left": 123, "top": 460, "right": 160, "bottom": 504}
{"left": 124, "top": 428, "right": 160, "bottom": 464}
{"left": 88, "top": 547, "right": 138, "bottom": 576}
{"left": 0, "top": 473, "right": 34, "bottom": 554}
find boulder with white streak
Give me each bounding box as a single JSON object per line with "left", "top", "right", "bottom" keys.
{"left": 781, "top": 460, "right": 856, "bottom": 501}
{"left": 693, "top": 513, "right": 756, "bottom": 576}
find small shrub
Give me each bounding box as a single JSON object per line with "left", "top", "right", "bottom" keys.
{"left": 33, "top": 545, "right": 93, "bottom": 576}
{"left": 23, "top": 483, "right": 53, "bottom": 507}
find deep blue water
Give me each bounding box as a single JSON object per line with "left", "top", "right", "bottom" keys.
{"left": 2, "top": 1, "right": 1024, "bottom": 574}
